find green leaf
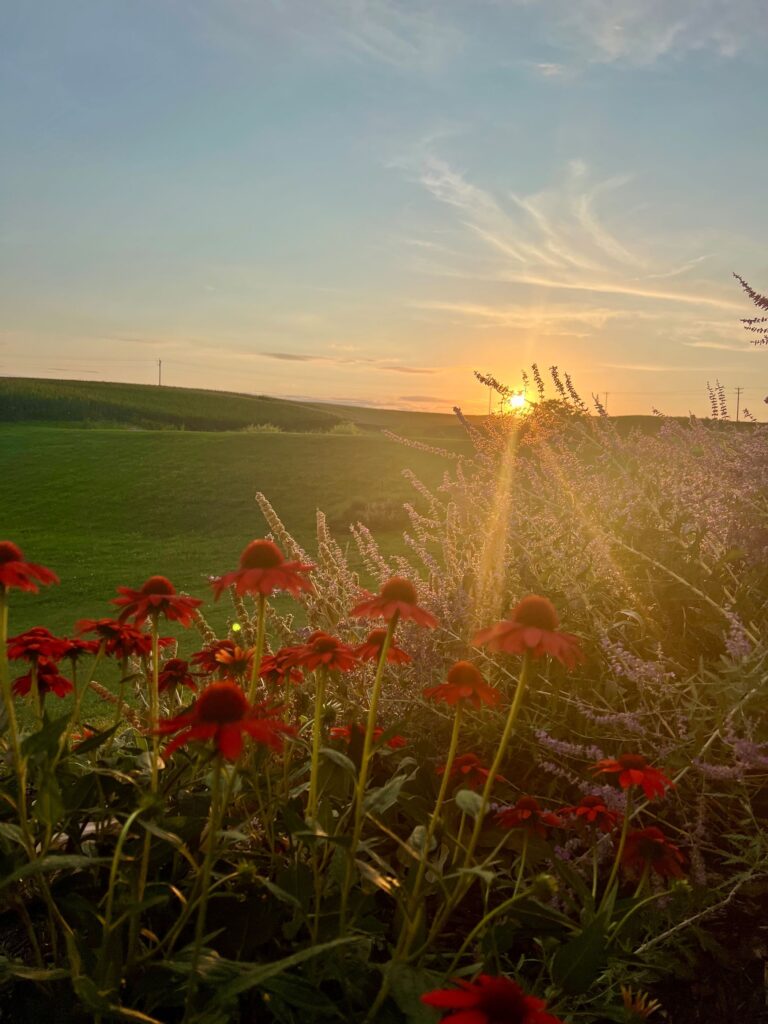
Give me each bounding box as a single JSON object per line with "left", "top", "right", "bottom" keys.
{"left": 32, "top": 772, "right": 64, "bottom": 828}
{"left": 452, "top": 865, "right": 495, "bottom": 886}
{"left": 67, "top": 722, "right": 120, "bottom": 756}
{"left": 454, "top": 788, "right": 483, "bottom": 818}
{"left": 0, "top": 854, "right": 110, "bottom": 892}
{"left": 0, "top": 823, "right": 25, "bottom": 848}
{"left": 320, "top": 747, "right": 357, "bottom": 775}
{"left": 259, "top": 877, "right": 303, "bottom": 910}
{"left": 217, "top": 937, "right": 363, "bottom": 1000}
{"left": 363, "top": 774, "right": 406, "bottom": 814}
{"left": 21, "top": 713, "right": 69, "bottom": 760}
{"left": 0, "top": 957, "right": 70, "bottom": 982}
{"left": 550, "top": 916, "right": 608, "bottom": 995}
{"left": 387, "top": 963, "right": 442, "bottom": 1024}
{"left": 262, "top": 974, "right": 343, "bottom": 1017}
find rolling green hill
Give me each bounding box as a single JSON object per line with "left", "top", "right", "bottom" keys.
{"left": 0, "top": 377, "right": 471, "bottom": 439}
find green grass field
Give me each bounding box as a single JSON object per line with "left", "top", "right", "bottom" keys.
{"left": 2, "top": 424, "right": 468, "bottom": 635}
{"left": 2, "top": 421, "right": 469, "bottom": 720}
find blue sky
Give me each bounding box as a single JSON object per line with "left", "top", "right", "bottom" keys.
{"left": 2, "top": 0, "right": 767, "bottom": 416}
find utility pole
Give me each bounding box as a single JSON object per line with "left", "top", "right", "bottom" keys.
{"left": 603, "top": 392, "right": 609, "bottom": 413}
{"left": 158, "top": 359, "right": 162, "bottom": 387}
{"left": 735, "top": 386, "right": 743, "bottom": 423}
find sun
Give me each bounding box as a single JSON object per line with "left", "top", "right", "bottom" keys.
{"left": 506, "top": 391, "right": 527, "bottom": 411}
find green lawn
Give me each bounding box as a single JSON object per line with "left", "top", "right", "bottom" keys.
{"left": 2, "top": 424, "right": 468, "bottom": 635}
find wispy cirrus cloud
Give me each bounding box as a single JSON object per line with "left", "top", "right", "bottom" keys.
{"left": 260, "top": 350, "right": 437, "bottom": 373}
{"left": 537, "top": 0, "right": 767, "bottom": 66}
{"left": 407, "top": 153, "right": 742, "bottom": 316}
{"left": 683, "top": 340, "right": 759, "bottom": 352}
{"left": 195, "top": 0, "right": 460, "bottom": 70}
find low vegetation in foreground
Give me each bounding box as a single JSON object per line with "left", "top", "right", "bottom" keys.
{"left": 0, "top": 367, "right": 766, "bottom": 1023}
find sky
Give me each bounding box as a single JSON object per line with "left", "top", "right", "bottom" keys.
{"left": 1, "top": 0, "right": 768, "bottom": 417}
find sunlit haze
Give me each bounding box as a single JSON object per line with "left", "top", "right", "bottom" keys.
{"left": 2, "top": 1, "right": 767, "bottom": 416}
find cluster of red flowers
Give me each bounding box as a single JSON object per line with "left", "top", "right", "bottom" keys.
{"left": 330, "top": 723, "right": 407, "bottom": 750}
{"left": 7, "top": 626, "right": 79, "bottom": 699}
{"left": 489, "top": 753, "right": 681, "bottom": 878}
{"left": 592, "top": 753, "right": 675, "bottom": 801}
{"left": 4, "top": 540, "right": 685, "bottom": 884}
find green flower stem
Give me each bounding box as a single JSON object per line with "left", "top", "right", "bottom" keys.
{"left": 591, "top": 844, "right": 599, "bottom": 900}
{"left": 451, "top": 811, "right": 467, "bottom": 866}
{"left": 416, "top": 651, "right": 533, "bottom": 958}
{"left": 632, "top": 861, "right": 651, "bottom": 900}
{"left": 398, "top": 705, "right": 463, "bottom": 955}
{"left": 365, "top": 705, "right": 465, "bottom": 1023}
{"left": 246, "top": 594, "right": 267, "bottom": 704}
{"left": 184, "top": 757, "right": 224, "bottom": 1022}
{"left": 129, "top": 623, "right": 162, "bottom": 968}
{"left": 149, "top": 622, "right": 161, "bottom": 793}
{"left": 307, "top": 667, "right": 327, "bottom": 825}
{"left": 600, "top": 790, "right": 633, "bottom": 911}
{"left": 463, "top": 651, "right": 531, "bottom": 869}
{"left": 99, "top": 805, "right": 145, "bottom": 992}
{"left": 513, "top": 830, "right": 529, "bottom": 897}
{"left": 610, "top": 886, "right": 668, "bottom": 941}
{"left": 30, "top": 662, "right": 43, "bottom": 728}
{"left": 0, "top": 592, "right": 42, "bottom": 963}
{"left": 445, "top": 887, "right": 533, "bottom": 976}
{"left": 63, "top": 644, "right": 105, "bottom": 749}
{"left": 338, "top": 614, "right": 398, "bottom": 932}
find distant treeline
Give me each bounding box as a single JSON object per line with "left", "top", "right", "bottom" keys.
{"left": 0, "top": 378, "right": 345, "bottom": 432}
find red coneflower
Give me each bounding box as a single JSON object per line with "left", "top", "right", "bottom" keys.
{"left": 495, "top": 796, "right": 564, "bottom": 839}
{"left": 349, "top": 576, "right": 438, "bottom": 628}
{"left": 0, "top": 541, "right": 59, "bottom": 594}
{"left": 354, "top": 628, "right": 411, "bottom": 664}
{"left": 259, "top": 647, "right": 304, "bottom": 687}
{"left": 157, "top": 658, "right": 198, "bottom": 694}
{"left": 291, "top": 631, "right": 358, "bottom": 673}
{"left": 622, "top": 826, "right": 685, "bottom": 879}
{"left": 113, "top": 576, "right": 202, "bottom": 628}
{"left": 211, "top": 539, "right": 314, "bottom": 600}
{"left": 155, "top": 681, "right": 294, "bottom": 761}
{"left": 420, "top": 974, "right": 564, "bottom": 1024}
{"left": 423, "top": 660, "right": 500, "bottom": 709}
{"left": 13, "top": 659, "right": 73, "bottom": 699}
{"left": 7, "top": 627, "right": 70, "bottom": 663}
{"left": 190, "top": 639, "right": 236, "bottom": 675}
{"left": 76, "top": 618, "right": 173, "bottom": 660}
{"left": 591, "top": 754, "right": 674, "bottom": 801}
{"left": 472, "top": 595, "right": 584, "bottom": 669}
{"left": 59, "top": 637, "right": 101, "bottom": 661}
{"left": 558, "top": 794, "right": 619, "bottom": 833}
{"left": 437, "top": 752, "right": 505, "bottom": 791}
{"left": 330, "top": 723, "right": 407, "bottom": 750}
{"left": 213, "top": 644, "right": 253, "bottom": 677}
